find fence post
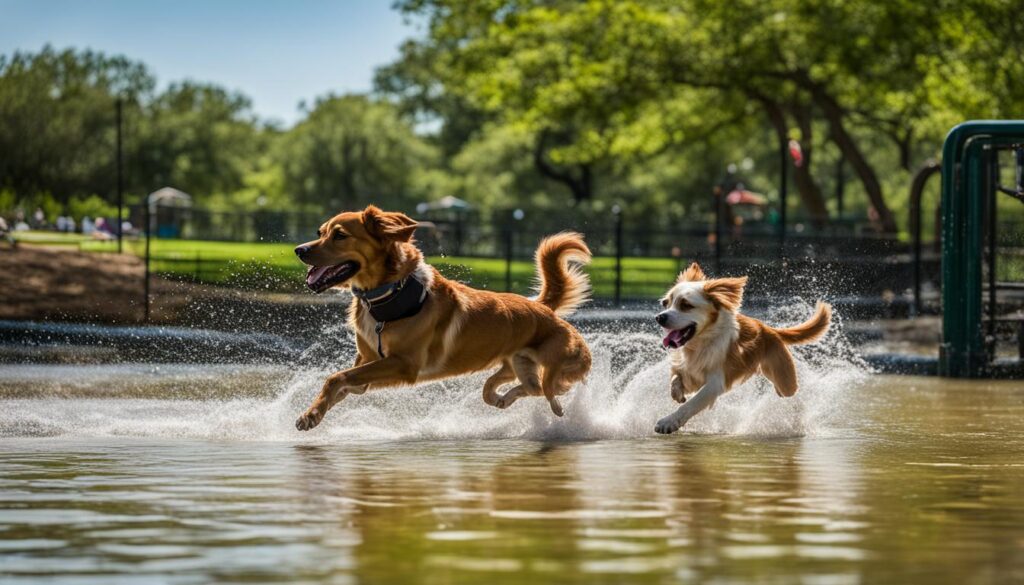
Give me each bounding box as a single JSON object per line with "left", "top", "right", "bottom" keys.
{"left": 909, "top": 160, "right": 940, "bottom": 316}
{"left": 835, "top": 157, "right": 845, "bottom": 219}
{"left": 714, "top": 186, "right": 723, "bottom": 273}
{"left": 115, "top": 97, "right": 124, "bottom": 254}
{"left": 143, "top": 200, "right": 151, "bottom": 323}
{"left": 613, "top": 205, "right": 623, "bottom": 305}
{"left": 504, "top": 226, "right": 513, "bottom": 292}
{"left": 455, "top": 214, "right": 464, "bottom": 256}
{"left": 779, "top": 137, "right": 788, "bottom": 256}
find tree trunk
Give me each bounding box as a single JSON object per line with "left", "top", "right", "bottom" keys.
{"left": 533, "top": 130, "right": 593, "bottom": 203}
{"left": 897, "top": 130, "right": 912, "bottom": 172}
{"left": 753, "top": 95, "right": 829, "bottom": 227}
{"left": 796, "top": 76, "right": 898, "bottom": 233}
{"left": 788, "top": 103, "right": 830, "bottom": 227}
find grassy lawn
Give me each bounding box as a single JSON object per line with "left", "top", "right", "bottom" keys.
{"left": 13, "top": 232, "right": 680, "bottom": 299}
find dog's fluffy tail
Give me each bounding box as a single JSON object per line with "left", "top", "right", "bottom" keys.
{"left": 773, "top": 301, "right": 832, "bottom": 345}
{"left": 533, "top": 232, "right": 592, "bottom": 317}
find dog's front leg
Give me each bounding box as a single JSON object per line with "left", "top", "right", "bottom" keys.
{"left": 349, "top": 337, "right": 377, "bottom": 395}
{"left": 296, "top": 356, "right": 418, "bottom": 431}
{"left": 670, "top": 374, "right": 685, "bottom": 403}
{"left": 669, "top": 367, "right": 702, "bottom": 403}
{"left": 655, "top": 371, "right": 726, "bottom": 435}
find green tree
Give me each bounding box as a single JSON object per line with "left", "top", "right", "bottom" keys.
{"left": 0, "top": 47, "right": 268, "bottom": 210}
{"left": 392, "top": 0, "right": 1024, "bottom": 232}
{"left": 275, "top": 94, "right": 439, "bottom": 211}
{"left": 132, "top": 81, "right": 264, "bottom": 197}
{"left": 0, "top": 46, "right": 153, "bottom": 204}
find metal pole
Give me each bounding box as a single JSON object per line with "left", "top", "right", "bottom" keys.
{"left": 714, "top": 186, "right": 723, "bottom": 273}
{"left": 455, "top": 214, "right": 463, "bottom": 256}
{"left": 504, "top": 226, "right": 513, "bottom": 292}
{"left": 1017, "top": 148, "right": 1024, "bottom": 193}
{"left": 779, "top": 139, "right": 788, "bottom": 252}
{"left": 909, "top": 160, "right": 940, "bottom": 316}
{"left": 143, "top": 198, "right": 151, "bottom": 323}
{"left": 835, "top": 157, "right": 845, "bottom": 219}
{"left": 613, "top": 206, "right": 623, "bottom": 305}
{"left": 988, "top": 151, "right": 997, "bottom": 354}
{"left": 116, "top": 98, "right": 124, "bottom": 254}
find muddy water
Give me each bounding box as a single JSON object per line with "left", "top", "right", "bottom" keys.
{"left": 1, "top": 340, "right": 1024, "bottom": 583}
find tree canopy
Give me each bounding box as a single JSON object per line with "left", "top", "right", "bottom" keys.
{"left": 384, "top": 0, "right": 1024, "bottom": 231}
{"left": 2, "top": 2, "right": 1023, "bottom": 233}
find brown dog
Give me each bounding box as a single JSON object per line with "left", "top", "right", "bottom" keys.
{"left": 653, "top": 262, "right": 831, "bottom": 434}
{"left": 293, "top": 206, "right": 593, "bottom": 431}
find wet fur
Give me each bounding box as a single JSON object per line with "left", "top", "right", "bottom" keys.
{"left": 294, "top": 206, "right": 592, "bottom": 431}
{"left": 654, "top": 262, "right": 831, "bottom": 434}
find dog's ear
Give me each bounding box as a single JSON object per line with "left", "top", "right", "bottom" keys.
{"left": 703, "top": 276, "right": 747, "bottom": 311}
{"left": 677, "top": 262, "right": 706, "bottom": 283}
{"left": 363, "top": 205, "right": 418, "bottom": 243}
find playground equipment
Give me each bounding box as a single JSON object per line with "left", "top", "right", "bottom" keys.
{"left": 939, "top": 121, "right": 1024, "bottom": 377}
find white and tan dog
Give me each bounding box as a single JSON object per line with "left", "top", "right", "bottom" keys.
{"left": 653, "top": 262, "right": 831, "bottom": 434}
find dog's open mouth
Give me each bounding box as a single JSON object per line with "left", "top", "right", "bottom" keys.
{"left": 663, "top": 323, "right": 697, "bottom": 349}
{"left": 306, "top": 261, "right": 360, "bottom": 293}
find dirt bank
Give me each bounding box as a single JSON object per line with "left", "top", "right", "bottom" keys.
{"left": 0, "top": 244, "right": 348, "bottom": 331}
{"left": 1, "top": 244, "right": 179, "bottom": 323}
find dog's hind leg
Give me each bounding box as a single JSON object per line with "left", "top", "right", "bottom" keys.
{"left": 496, "top": 354, "right": 540, "bottom": 409}
{"left": 540, "top": 364, "right": 568, "bottom": 417}
{"left": 495, "top": 384, "right": 528, "bottom": 409}
{"left": 482, "top": 361, "right": 515, "bottom": 407}
{"left": 761, "top": 341, "right": 799, "bottom": 397}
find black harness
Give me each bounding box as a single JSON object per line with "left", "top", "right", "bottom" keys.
{"left": 351, "top": 275, "right": 428, "bottom": 358}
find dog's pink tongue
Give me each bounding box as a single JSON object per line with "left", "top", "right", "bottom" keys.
{"left": 306, "top": 265, "right": 331, "bottom": 287}
{"left": 663, "top": 329, "right": 685, "bottom": 349}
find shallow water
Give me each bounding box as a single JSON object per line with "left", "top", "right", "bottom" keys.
{"left": 2, "top": 326, "right": 1024, "bottom": 583}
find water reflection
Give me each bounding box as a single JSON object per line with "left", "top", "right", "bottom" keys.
{"left": 1, "top": 377, "right": 1024, "bottom": 583}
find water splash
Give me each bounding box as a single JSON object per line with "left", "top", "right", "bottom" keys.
{"left": 0, "top": 300, "right": 867, "bottom": 442}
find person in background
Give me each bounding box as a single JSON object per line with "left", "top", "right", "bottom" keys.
{"left": 0, "top": 216, "right": 12, "bottom": 246}
{"left": 81, "top": 216, "right": 94, "bottom": 235}
{"left": 93, "top": 217, "right": 113, "bottom": 240}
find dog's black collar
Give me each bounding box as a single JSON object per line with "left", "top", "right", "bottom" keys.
{"left": 352, "top": 275, "right": 428, "bottom": 357}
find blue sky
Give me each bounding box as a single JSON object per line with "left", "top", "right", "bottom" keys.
{"left": 0, "top": 0, "right": 416, "bottom": 126}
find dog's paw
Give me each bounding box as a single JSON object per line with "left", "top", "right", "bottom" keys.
{"left": 494, "top": 395, "right": 512, "bottom": 409}
{"left": 295, "top": 409, "right": 322, "bottom": 431}
{"left": 654, "top": 416, "right": 681, "bottom": 435}
{"left": 670, "top": 376, "right": 687, "bottom": 403}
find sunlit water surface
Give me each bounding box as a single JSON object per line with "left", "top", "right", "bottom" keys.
{"left": 2, "top": 325, "right": 1023, "bottom": 584}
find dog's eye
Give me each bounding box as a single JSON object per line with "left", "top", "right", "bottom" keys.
{"left": 333, "top": 231, "right": 347, "bottom": 241}
{"left": 660, "top": 299, "right": 669, "bottom": 308}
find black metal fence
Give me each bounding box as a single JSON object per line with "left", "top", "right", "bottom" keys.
{"left": 130, "top": 205, "right": 324, "bottom": 243}
{"left": 120, "top": 204, "right": 946, "bottom": 308}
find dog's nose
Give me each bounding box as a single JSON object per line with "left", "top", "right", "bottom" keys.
{"left": 656, "top": 313, "right": 668, "bottom": 326}
{"left": 294, "top": 245, "right": 310, "bottom": 258}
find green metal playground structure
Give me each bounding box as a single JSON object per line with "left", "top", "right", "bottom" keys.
{"left": 939, "top": 121, "right": 1024, "bottom": 378}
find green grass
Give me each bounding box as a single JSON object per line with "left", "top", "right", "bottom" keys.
{"left": 14, "top": 232, "right": 681, "bottom": 298}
